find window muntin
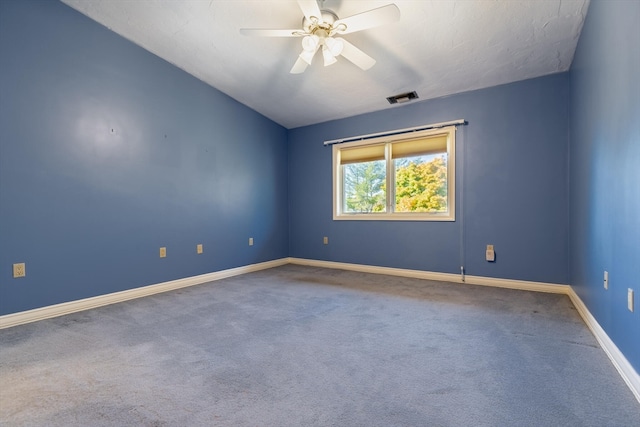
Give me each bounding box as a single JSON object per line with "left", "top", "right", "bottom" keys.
{"left": 333, "top": 127, "right": 455, "bottom": 221}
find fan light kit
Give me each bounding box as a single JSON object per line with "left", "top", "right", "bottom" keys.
{"left": 240, "top": 0, "right": 400, "bottom": 74}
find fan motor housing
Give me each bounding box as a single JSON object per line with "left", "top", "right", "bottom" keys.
{"left": 302, "top": 10, "right": 339, "bottom": 33}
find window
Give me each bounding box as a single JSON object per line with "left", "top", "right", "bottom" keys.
{"left": 333, "top": 126, "right": 455, "bottom": 221}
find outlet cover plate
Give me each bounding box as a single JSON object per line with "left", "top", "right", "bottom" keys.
{"left": 13, "top": 263, "right": 26, "bottom": 278}
{"left": 486, "top": 245, "right": 495, "bottom": 262}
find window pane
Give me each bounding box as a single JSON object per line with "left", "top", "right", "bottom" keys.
{"left": 342, "top": 160, "right": 387, "bottom": 213}
{"left": 395, "top": 153, "right": 448, "bottom": 213}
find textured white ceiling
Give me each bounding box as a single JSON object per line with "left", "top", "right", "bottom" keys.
{"left": 60, "top": 0, "right": 589, "bottom": 129}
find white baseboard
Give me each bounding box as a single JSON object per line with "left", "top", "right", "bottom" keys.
{"left": 289, "top": 257, "right": 461, "bottom": 282}
{"left": 567, "top": 288, "right": 640, "bottom": 403}
{"left": 0, "top": 258, "right": 288, "bottom": 330}
{"left": 289, "top": 257, "right": 639, "bottom": 402}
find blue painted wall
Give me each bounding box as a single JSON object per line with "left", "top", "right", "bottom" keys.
{"left": 288, "top": 74, "right": 569, "bottom": 285}
{"left": 568, "top": 0, "right": 639, "bottom": 372}
{"left": 0, "top": 0, "right": 288, "bottom": 315}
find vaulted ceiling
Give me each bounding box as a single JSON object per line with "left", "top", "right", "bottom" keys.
{"left": 61, "top": 0, "right": 590, "bottom": 129}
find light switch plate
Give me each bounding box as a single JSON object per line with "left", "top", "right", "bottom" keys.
{"left": 628, "top": 289, "right": 634, "bottom": 312}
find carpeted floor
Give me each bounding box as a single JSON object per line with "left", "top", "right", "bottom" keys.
{"left": 1, "top": 264, "right": 639, "bottom": 426}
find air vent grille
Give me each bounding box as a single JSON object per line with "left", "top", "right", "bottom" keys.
{"left": 386, "top": 91, "right": 418, "bottom": 104}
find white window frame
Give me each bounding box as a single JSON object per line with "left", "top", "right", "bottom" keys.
{"left": 333, "top": 126, "right": 456, "bottom": 221}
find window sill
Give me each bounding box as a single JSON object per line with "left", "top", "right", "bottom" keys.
{"left": 333, "top": 213, "right": 455, "bottom": 222}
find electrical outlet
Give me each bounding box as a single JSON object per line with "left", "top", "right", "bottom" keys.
{"left": 486, "top": 245, "right": 495, "bottom": 262}
{"left": 159, "top": 247, "right": 167, "bottom": 258}
{"left": 13, "top": 263, "right": 26, "bottom": 278}
{"left": 197, "top": 244, "right": 203, "bottom": 254}
{"left": 323, "top": 236, "right": 329, "bottom": 245}
{"left": 249, "top": 237, "right": 254, "bottom": 246}
{"left": 628, "top": 289, "right": 634, "bottom": 312}
{"left": 604, "top": 271, "right": 609, "bottom": 290}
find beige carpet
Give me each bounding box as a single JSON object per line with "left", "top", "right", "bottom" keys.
{"left": 1, "top": 265, "right": 638, "bottom": 426}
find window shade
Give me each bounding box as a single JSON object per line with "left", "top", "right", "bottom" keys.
{"left": 339, "top": 144, "right": 385, "bottom": 164}
{"left": 391, "top": 135, "right": 448, "bottom": 159}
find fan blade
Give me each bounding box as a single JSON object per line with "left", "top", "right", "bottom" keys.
{"left": 334, "top": 4, "right": 400, "bottom": 35}
{"left": 336, "top": 38, "right": 376, "bottom": 70}
{"left": 290, "top": 56, "right": 310, "bottom": 74}
{"left": 297, "top": 0, "right": 323, "bottom": 23}
{"left": 240, "top": 28, "right": 303, "bottom": 37}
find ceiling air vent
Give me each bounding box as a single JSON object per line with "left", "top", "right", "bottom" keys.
{"left": 386, "top": 91, "right": 418, "bottom": 104}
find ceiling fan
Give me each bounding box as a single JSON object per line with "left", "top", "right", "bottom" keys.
{"left": 240, "top": 0, "right": 400, "bottom": 74}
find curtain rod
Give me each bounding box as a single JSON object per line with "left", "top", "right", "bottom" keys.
{"left": 323, "top": 119, "right": 467, "bottom": 146}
